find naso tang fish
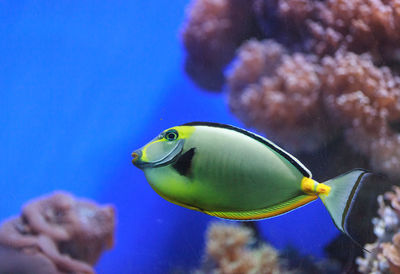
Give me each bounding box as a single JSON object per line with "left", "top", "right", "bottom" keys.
{"left": 131, "top": 122, "right": 369, "bottom": 236}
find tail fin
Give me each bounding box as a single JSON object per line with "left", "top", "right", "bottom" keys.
{"left": 319, "top": 169, "right": 370, "bottom": 235}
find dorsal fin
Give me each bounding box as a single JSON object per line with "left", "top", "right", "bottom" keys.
{"left": 182, "top": 122, "right": 312, "bottom": 178}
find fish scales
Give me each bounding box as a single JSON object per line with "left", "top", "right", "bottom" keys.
{"left": 182, "top": 125, "right": 304, "bottom": 211}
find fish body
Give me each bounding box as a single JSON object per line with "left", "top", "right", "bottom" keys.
{"left": 132, "top": 122, "right": 368, "bottom": 235}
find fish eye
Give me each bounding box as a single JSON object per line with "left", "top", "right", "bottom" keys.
{"left": 164, "top": 129, "right": 178, "bottom": 141}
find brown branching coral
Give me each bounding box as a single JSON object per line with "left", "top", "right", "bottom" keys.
{"left": 300, "top": 0, "right": 400, "bottom": 58}
{"left": 182, "top": 0, "right": 400, "bottom": 178}
{"left": 0, "top": 192, "right": 115, "bottom": 274}
{"left": 195, "top": 222, "right": 343, "bottom": 274}
{"left": 321, "top": 52, "right": 400, "bottom": 176}
{"left": 196, "top": 222, "right": 283, "bottom": 274}
{"left": 181, "top": 0, "right": 260, "bottom": 90}
{"left": 229, "top": 39, "right": 400, "bottom": 175}
{"left": 357, "top": 186, "right": 400, "bottom": 273}
{"left": 228, "top": 39, "right": 327, "bottom": 152}
{"left": 183, "top": 0, "right": 400, "bottom": 84}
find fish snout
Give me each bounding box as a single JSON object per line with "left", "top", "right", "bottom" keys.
{"left": 131, "top": 150, "right": 141, "bottom": 165}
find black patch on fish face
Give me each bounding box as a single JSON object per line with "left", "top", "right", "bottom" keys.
{"left": 172, "top": 148, "right": 195, "bottom": 177}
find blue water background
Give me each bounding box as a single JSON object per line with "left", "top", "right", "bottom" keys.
{"left": 0, "top": 1, "right": 338, "bottom": 273}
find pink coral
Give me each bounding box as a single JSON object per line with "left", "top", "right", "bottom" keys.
{"left": 181, "top": 0, "right": 259, "bottom": 90}
{"left": 0, "top": 192, "right": 115, "bottom": 274}
{"left": 228, "top": 39, "right": 327, "bottom": 152}
{"left": 307, "top": 0, "right": 400, "bottom": 57}
{"left": 321, "top": 52, "right": 400, "bottom": 177}
{"left": 229, "top": 39, "right": 400, "bottom": 176}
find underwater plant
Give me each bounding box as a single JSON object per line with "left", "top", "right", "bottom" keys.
{"left": 0, "top": 192, "right": 115, "bottom": 274}
{"left": 181, "top": 0, "right": 400, "bottom": 179}
{"left": 357, "top": 186, "right": 400, "bottom": 273}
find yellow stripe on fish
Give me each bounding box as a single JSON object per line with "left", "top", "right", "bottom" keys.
{"left": 204, "top": 195, "right": 318, "bottom": 220}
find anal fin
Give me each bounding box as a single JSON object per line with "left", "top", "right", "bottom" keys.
{"left": 203, "top": 195, "right": 317, "bottom": 220}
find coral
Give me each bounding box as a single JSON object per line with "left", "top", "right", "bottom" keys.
{"left": 195, "top": 222, "right": 343, "bottom": 274}
{"left": 321, "top": 52, "right": 400, "bottom": 177}
{"left": 196, "top": 222, "right": 283, "bottom": 274}
{"left": 0, "top": 192, "right": 115, "bottom": 274}
{"left": 181, "top": 0, "right": 260, "bottom": 90}
{"left": 297, "top": 0, "right": 400, "bottom": 58}
{"left": 182, "top": 0, "right": 400, "bottom": 178}
{"left": 228, "top": 39, "right": 326, "bottom": 152}
{"left": 357, "top": 187, "right": 400, "bottom": 274}
{"left": 229, "top": 39, "right": 400, "bottom": 175}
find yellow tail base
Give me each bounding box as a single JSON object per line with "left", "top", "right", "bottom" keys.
{"left": 301, "top": 177, "right": 331, "bottom": 196}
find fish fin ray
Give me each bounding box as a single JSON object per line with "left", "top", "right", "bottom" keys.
{"left": 319, "top": 169, "right": 370, "bottom": 235}
{"left": 203, "top": 195, "right": 317, "bottom": 220}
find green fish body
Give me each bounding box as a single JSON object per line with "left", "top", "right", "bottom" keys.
{"left": 132, "top": 122, "right": 368, "bottom": 235}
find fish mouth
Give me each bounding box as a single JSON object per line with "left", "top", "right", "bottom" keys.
{"left": 132, "top": 139, "right": 184, "bottom": 169}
